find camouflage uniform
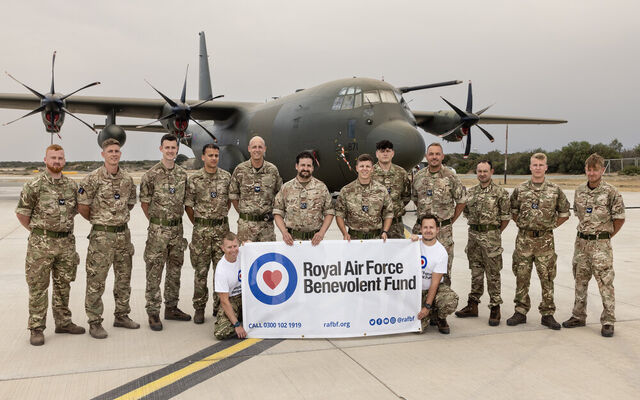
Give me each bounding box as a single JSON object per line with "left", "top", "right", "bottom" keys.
{"left": 229, "top": 160, "right": 282, "bottom": 243}
{"left": 213, "top": 295, "right": 242, "bottom": 340}
{"left": 411, "top": 167, "right": 467, "bottom": 281}
{"left": 570, "top": 181, "right": 625, "bottom": 326}
{"left": 421, "top": 286, "right": 459, "bottom": 331}
{"left": 372, "top": 163, "right": 410, "bottom": 239}
{"left": 78, "top": 166, "right": 137, "bottom": 325}
{"left": 139, "top": 162, "right": 188, "bottom": 316}
{"left": 335, "top": 180, "right": 393, "bottom": 239}
{"left": 185, "top": 167, "right": 231, "bottom": 312}
{"left": 16, "top": 173, "right": 80, "bottom": 331}
{"left": 510, "top": 179, "right": 570, "bottom": 316}
{"left": 463, "top": 180, "right": 511, "bottom": 308}
{"left": 273, "top": 177, "right": 334, "bottom": 239}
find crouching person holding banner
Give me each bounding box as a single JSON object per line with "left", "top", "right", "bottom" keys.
{"left": 412, "top": 215, "right": 459, "bottom": 334}
{"left": 214, "top": 232, "right": 246, "bottom": 340}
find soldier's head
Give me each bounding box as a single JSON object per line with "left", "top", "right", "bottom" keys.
{"left": 476, "top": 159, "right": 494, "bottom": 186}
{"left": 355, "top": 154, "right": 374, "bottom": 182}
{"left": 585, "top": 153, "right": 605, "bottom": 186}
{"left": 159, "top": 134, "right": 179, "bottom": 163}
{"left": 529, "top": 152, "right": 548, "bottom": 181}
{"left": 101, "top": 138, "right": 122, "bottom": 169}
{"left": 221, "top": 232, "right": 239, "bottom": 262}
{"left": 248, "top": 136, "right": 266, "bottom": 162}
{"left": 426, "top": 143, "right": 444, "bottom": 171}
{"left": 420, "top": 214, "right": 439, "bottom": 242}
{"left": 44, "top": 144, "right": 65, "bottom": 174}
{"left": 202, "top": 143, "right": 220, "bottom": 171}
{"left": 375, "top": 140, "right": 395, "bottom": 165}
{"left": 295, "top": 151, "right": 314, "bottom": 181}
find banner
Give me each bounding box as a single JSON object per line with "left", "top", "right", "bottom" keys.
{"left": 241, "top": 239, "right": 421, "bottom": 338}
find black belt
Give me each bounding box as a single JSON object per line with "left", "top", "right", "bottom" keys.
{"left": 149, "top": 217, "right": 182, "bottom": 227}
{"left": 577, "top": 232, "right": 611, "bottom": 240}
{"left": 348, "top": 228, "right": 381, "bottom": 239}
{"left": 521, "top": 229, "right": 551, "bottom": 238}
{"left": 287, "top": 228, "right": 318, "bottom": 240}
{"left": 469, "top": 224, "right": 500, "bottom": 232}
{"left": 92, "top": 224, "right": 127, "bottom": 233}
{"left": 239, "top": 212, "right": 273, "bottom": 222}
{"left": 31, "top": 228, "right": 70, "bottom": 238}
{"left": 194, "top": 216, "right": 228, "bottom": 227}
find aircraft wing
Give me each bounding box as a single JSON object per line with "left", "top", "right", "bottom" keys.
{"left": 93, "top": 124, "right": 166, "bottom": 133}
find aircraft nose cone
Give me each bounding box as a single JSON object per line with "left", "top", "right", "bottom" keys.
{"left": 368, "top": 120, "right": 425, "bottom": 169}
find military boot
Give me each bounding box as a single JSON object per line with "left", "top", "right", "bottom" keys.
{"left": 165, "top": 307, "right": 191, "bottom": 321}
{"left": 55, "top": 322, "right": 86, "bottom": 334}
{"left": 488, "top": 306, "right": 501, "bottom": 326}
{"left": 436, "top": 318, "right": 450, "bottom": 334}
{"left": 562, "top": 317, "right": 586, "bottom": 328}
{"left": 30, "top": 329, "right": 44, "bottom": 346}
{"left": 455, "top": 300, "right": 478, "bottom": 318}
{"left": 89, "top": 323, "right": 108, "bottom": 339}
{"left": 506, "top": 312, "right": 527, "bottom": 326}
{"left": 114, "top": 315, "right": 140, "bottom": 329}
{"left": 194, "top": 309, "right": 205, "bottom": 324}
{"left": 601, "top": 325, "right": 614, "bottom": 337}
{"left": 541, "top": 315, "right": 561, "bottom": 330}
{"left": 149, "top": 314, "right": 163, "bottom": 331}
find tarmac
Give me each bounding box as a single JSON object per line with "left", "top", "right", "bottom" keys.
{"left": 0, "top": 178, "right": 638, "bottom": 400}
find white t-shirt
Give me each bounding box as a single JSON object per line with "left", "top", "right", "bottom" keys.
{"left": 420, "top": 239, "right": 448, "bottom": 291}
{"left": 215, "top": 256, "right": 242, "bottom": 298}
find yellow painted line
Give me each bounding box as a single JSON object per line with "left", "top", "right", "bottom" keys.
{"left": 115, "top": 338, "right": 262, "bottom": 400}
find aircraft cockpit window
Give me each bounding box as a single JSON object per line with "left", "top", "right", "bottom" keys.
{"left": 380, "top": 90, "right": 398, "bottom": 104}
{"left": 346, "top": 87, "right": 355, "bottom": 95}
{"left": 341, "top": 94, "right": 355, "bottom": 110}
{"left": 332, "top": 87, "right": 364, "bottom": 111}
{"left": 354, "top": 93, "right": 362, "bottom": 108}
{"left": 332, "top": 96, "right": 344, "bottom": 110}
{"left": 363, "top": 91, "right": 381, "bottom": 104}
{"left": 338, "top": 88, "right": 348, "bottom": 96}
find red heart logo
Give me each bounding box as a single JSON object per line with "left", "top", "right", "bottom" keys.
{"left": 263, "top": 270, "right": 282, "bottom": 290}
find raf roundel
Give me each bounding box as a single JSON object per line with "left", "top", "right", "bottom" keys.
{"left": 421, "top": 256, "right": 428, "bottom": 269}
{"left": 248, "top": 252, "right": 298, "bottom": 305}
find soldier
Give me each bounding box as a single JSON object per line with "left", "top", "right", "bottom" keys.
{"left": 507, "top": 152, "right": 570, "bottom": 330}
{"left": 456, "top": 160, "right": 510, "bottom": 326}
{"left": 411, "top": 143, "right": 467, "bottom": 285}
{"left": 411, "top": 215, "right": 459, "bottom": 334}
{"left": 16, "top": 144, "right": 85, "bottom": 346}
{"left": 185, "top": 143, "right": 231, "bottom": 324}
{"left": 139, "top": 134, "right": 190, "bottom": 331}
{"left": 562, "top": 153, "right": 625, "bottom": 337}
{"left": 274, "top": 151, "right": 334, "bottom": 246}
{"left": 213, "top": 232, "right": 246, "bottom": 340}
{"left": 372, "top": 140, "right": 411, "bottom": 239}
{"left": 335, "top": 154, "right": 393, "bottom": 241}
{"left": 78, "top": 138, "right": 140, "bottom": 339}
{"left": 229, "top": 136, "right": 282, "bottom": 243}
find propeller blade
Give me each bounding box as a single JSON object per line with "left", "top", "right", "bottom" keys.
{"left": 5, "top": 72, "right": 45, "bottom": 99}
{"left": 438, "top": 123, "right": 464, "bottom": 138}
{"left": 180, "top": 65, "right": 189, "bottom": 104}
{"left": 60, "top": 81, "right": 101, "bottom": 100}
{"left": 2, "top": 105, "right": 46, "bottom": 126}
{"left": 135, "top": 113, "right": 176, "bottom": 129}
{"left": 476, "top": 125, "right": 495, "bottom": 142}
{"left": 441, "top": 97, "right": 468, "bottom": 119}
{"left": 190, "top": 94, "right": 224, "bottom": 110}
{"left": 466, "top": 81, "right": 473, "bottom": 113}
{"left": 475, "top": 104, "right": 493, "bottom": 116}
{"left": 189, "top": 117, "right": 217, "bottom": 142}
{"left": 60, "top": 107, "right": 97, "bottom": 133}
{"left": 398, "top": 80, "right": 463, "bottom": 93}
{"left": 464, "top": 130, "right": 471, "bottom": 158}
{"left": 144, "top": 80, "right": 178, "bottom": 107}
{"left": 50, "top": 51, "right": 56, "bottom": 94}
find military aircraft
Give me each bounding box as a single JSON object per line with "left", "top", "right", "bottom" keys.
{"left": 0, "top": 32, "right": 566, "bottom": 192}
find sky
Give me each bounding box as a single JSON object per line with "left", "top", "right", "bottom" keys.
{"left": 0, "top": 0, "right": 638, "bottom": 161}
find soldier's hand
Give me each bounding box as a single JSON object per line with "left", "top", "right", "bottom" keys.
{"left": 235, "top": 325, "right": 247, "bottom": 339}
{"left": 410, "top": 234, "right": 420, "bottom": 242}
{"left": 343, "top": 233, "right": 351, "bottom": 242}
{"left": 283, "top": 232, "right": 294, "bottom": 246}
{"left": 311, "top": 232, "right": 324, "bottom": 246}
{"left": 417, "top": 307, "right": 430, "bottom": 320}
{"left": 381, "top": 232, "right": 388, "bottom": 242}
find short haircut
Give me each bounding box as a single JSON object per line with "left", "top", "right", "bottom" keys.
{"left": 101, "top": 138, "right": 121, "bottom": 150}
{"left": 427, "top": 142, "right": 443, "bottom": 152}
{"left": 161, "top": 133, "right": 178, "bottom": 146}
{"left": 585, "top": 153, "right": 605, "bottom": 169}
{"left": 222, "top": 231, "right": 237, "bottom": 243}
{"left": 376, "top": 140, "right": 393, "bottom": 150}
{"left": 531, "top": 152, "right": 547, "bottom": 162}
{"left": 46, "top": 144, "right": 63, "bottom": 153}
{"left": 202, "top": 143, "right": 220, "bottom": 154}
{"left": 356, "top": 153, "right": 374, "bottom": 165}
{"left": 420, "top": 214, "right": 440, "bottom": 226}
{"left": 296, "top": 151, "right": 314, "bottom": 164}
{"left": 477, "top": 159, "right": 493, "bottom": 169}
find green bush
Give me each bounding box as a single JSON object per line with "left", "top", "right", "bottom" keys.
{"left": 619, "top": 166, "right": 640, "bottom": 176}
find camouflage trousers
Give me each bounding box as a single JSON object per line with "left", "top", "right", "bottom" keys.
{"left": 237, "top": 219, "right": 276, "bottom": 243}
{"left": 512, "top": 230, "right": 557, "bottom": 316}
{"left": 25, "top": 234, "right": 79, "bottom": 331}
{"left": 143, "top": 224, "right": 187, "bottom": 315}
{"left": 190, "top": 223, "right": 228, "bottom": 312}
{"left": 571, "top": 237, "right": 615, "bottom": 325}
{"left": 412, "top": 224, "right": 454, "bottom": 285}
{"left": 465, "top": 230, "right": 503, "bottom": 308}
{"left": 421, "top": 285, "right": 459, "bottom": 330}
{"left": 214, "top": 295, "right": 242, "bottom": 340}
{"left": 85, "top": 229, "right": 134, "bottom": 325}
{"left": 387, "top": 219, "right": 407, "bottom": 239}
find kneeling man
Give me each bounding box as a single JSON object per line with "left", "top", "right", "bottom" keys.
{"left": 213, "top": 232, "right": 247, "bottom": 340}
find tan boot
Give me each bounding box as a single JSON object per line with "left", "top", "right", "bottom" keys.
{"left": 455, "top": 300, "right": 478, "bottom": 318}
{"left": 506, "top": 312, "right": 527, "bottom": 326}
{"left": 55, "top": 322, "right": 86, "bottom": 334}
{"left": 165, "top": 307, "right": 191, "bottom": 321}
{"left": 601, "top": 325, "right": 614, "bottom": 337}
{"left": 149, "top": 314, "right": 163, "bottom": 331}
{"left": 541, "top": 315, "right": 561, "bottom": 330}
{"left": 113, "top": 315, "right": 140, "bottom": 329}
{"left": 488, "top": 306, "right": 501, "bottom": 326}
{"left": 89, "top": 323, "right": 108, "bottom": 339}
{"left": 436, "top": 318, "right": 450, "bottom": 334}
{"left": 562, "top": 317, "right": 586, "bottom": 328}
{"left": 194, "top": 309, "right": 205, "bottom": 324}
{"left": 30, "top": 329, "right": 44, "bottom": 346}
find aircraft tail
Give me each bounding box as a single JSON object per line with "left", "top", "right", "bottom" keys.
{"left": 198, "top": 32, "right": 213, "bottom": 101}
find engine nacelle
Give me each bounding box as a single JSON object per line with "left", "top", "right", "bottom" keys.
{"left": 97, "top": 124, "right": 127, "bottom": 147}
{"left": 41, "top": 110, "right": 65, "bottom": 133}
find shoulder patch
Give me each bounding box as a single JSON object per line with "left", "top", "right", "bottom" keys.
{"left": 78, "top": 187, "right": 85, "bottom": 194}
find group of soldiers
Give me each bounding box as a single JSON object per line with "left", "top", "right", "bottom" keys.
{"left": 17, "top": 135, "right": 625, "bottom": 345}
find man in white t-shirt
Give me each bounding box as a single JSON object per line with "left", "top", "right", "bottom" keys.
{"left": 213, "top": 232, "right": 247, "bottom": 340}
{"left": 412, "top": 215, "right": 459, "bottom": 334}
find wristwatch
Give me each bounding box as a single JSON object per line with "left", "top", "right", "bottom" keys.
{"left": 424, "top": 303, "right": 432, "bottom": 310}
{"left": 233, "top": 321, "right": 241, "bottom": 328}
{"left": 381, "top": 230, "right": 388, "bottom": 236}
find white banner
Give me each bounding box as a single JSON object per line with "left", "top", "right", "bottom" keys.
{"left": 241, "top": 239, "right": 421, "bottom": 338}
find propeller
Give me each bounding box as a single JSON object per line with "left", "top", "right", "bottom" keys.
{"left": 137, "top": 65, "right": 223, "bottom": 142}
{"left": 3, "top": 51, "right": 100, "bottom": 134}
{"left": 439, "top": 81, "right": 495, "bottom": 158}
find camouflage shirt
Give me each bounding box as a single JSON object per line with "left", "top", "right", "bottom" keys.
{"left": 273, "top": 177, "right": 334, "bottom": 231}
{"left": 411, "top": 166, "right": 467, "bottom": 220}
{"left": 464, "top": 180, "right": 511, "bottom": 225}
{"left": 574, "top": 181, "right": 625, "bottom": 234}
{"left": 16, "top": 172, "right": 78, "bottom": 232}
{"left": 372, "top": 163, "right": 410, "bottom": 218}
{"left": 510, "top": 179, "right": 570, "bottom": 231}
{"left": 77, "top": 165, "right": 137, "bottom": 226}
{"left": 335, "top": 180, "right": 393, "bottom": 231}
{"left": 139, "top": 162, "right": 187, "bottom": 220}
{"left": 229, "top": 160, "right": 282, "bottom": 215}
{"left": 185, "top": 167, "right": 231, "bottom": 219}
